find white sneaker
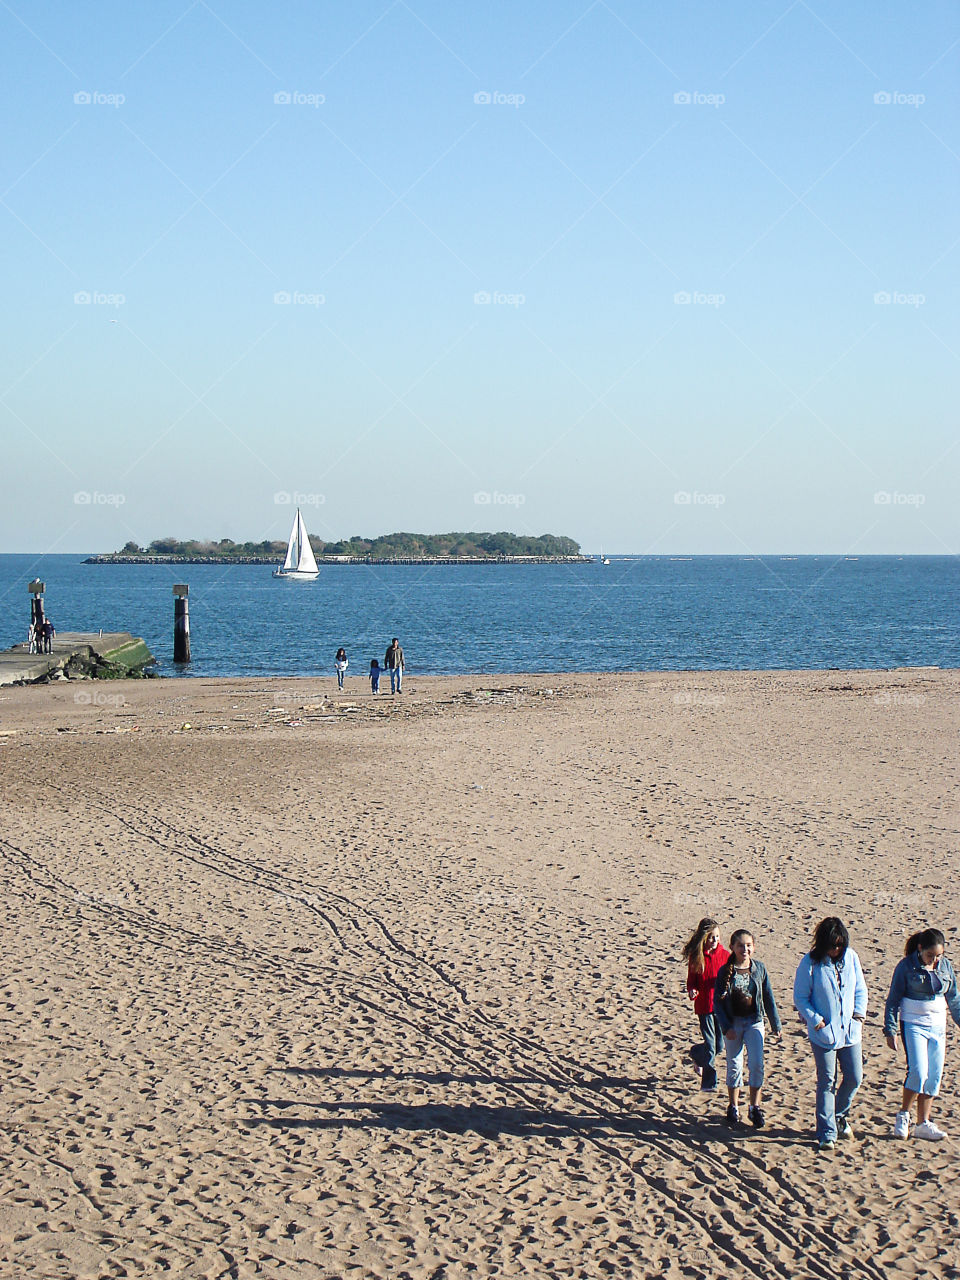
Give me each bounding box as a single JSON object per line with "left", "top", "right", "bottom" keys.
{"left": 893, "top": 1110, "right": 911, "bottom": 1139}
{"left": 914, "top": 1120, "right": 946, "bottom": 1141}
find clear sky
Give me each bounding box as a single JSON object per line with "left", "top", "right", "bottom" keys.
{"left": 1, "top": 0, "right": 957, "bottom": 554}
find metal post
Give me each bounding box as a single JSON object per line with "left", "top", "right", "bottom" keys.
{"left": 28, "top": 580, "right": 45, "bottom": 652}
{"left": 173, "top": 584, "right": 191, "bottom": 663}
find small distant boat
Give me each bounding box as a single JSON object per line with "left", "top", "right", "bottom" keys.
{"left": 599, "top": 546, "right": 611, "bottom": 565}
{"left": 273, "top": 508, "right": 319, "bottom": 580}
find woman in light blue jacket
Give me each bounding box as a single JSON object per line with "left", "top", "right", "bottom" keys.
{"left": 793, "top": 917, "right": 868, "bottom": 1152}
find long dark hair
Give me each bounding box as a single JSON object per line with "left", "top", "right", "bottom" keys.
{"left": 682, "top": 918, "right": 719, "bottom": 975}
{"left": 906, "top": 928, "right": 945, "bottom": 957}
{"left": 810, "top": 917, "right": 849, "bottom": 963}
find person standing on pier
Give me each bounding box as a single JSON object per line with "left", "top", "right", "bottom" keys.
{"left": 385, "top": 638, "right": 404, "bottom": 693}
{"left": 42, "top": 619, "right": 55, "bottom": 654}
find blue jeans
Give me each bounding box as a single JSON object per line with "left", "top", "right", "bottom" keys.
{"left": 903, "top": 1023, "right": 945, "bottom": 1096}
{"left": 692, "top": 1013, "right": 722, "bottom": 1089}
{"left": 724, "top": 1017, "right": 765, "bottom": 1089}
{"left": 812, "top": 1041, "right": 862, "bottom": 1142}
{"left": 389, "top": 665, "right": 402, "bottom": 693}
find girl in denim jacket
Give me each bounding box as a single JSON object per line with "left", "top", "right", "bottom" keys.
{"left": 884, "top": 928, "right": 960, "bottom": 1141}
{"left": 714, "top": 929, "right": 782, "bottom": 1129}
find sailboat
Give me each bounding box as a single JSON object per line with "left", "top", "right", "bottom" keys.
{"left": 273, "top": 508, "right": 320, "bottom": 580}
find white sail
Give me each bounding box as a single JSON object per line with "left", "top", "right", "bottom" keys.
{"left": 281, "top": 513, "right": 299, "bottom": 570}
{"left": 295, "top": 509, "right": 319, "bottom": 574}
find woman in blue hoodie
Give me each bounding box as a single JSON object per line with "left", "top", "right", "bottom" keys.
{"left": 884, "top": 928, "right": 960, "bottom": 1141}
{"left": 793, "top": 918, "right": 868, "bottom": 1152}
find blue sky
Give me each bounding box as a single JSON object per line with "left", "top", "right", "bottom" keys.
{"left": 1, "top": 0, "right": 957, "bottom": 553}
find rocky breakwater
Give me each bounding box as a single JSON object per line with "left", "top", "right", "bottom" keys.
{"left": 0, "top": 633, "right": 158, "bottom": 687}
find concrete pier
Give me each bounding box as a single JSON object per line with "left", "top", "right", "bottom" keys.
{"left": 0, "top": 633, "right": 157, "bottom": 687}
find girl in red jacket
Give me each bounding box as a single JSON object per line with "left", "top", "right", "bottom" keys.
{"left": 683, "top": 918, "right": 730, "bottom": 1092}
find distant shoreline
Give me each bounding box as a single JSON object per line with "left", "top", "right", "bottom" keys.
{"left": 83, "top": 554, "right": 593, "bottom": 566}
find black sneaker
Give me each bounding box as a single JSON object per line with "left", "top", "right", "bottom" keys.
{"left": 726, "top": 1104, "right": 742, "bottom": 1127}
{"left": 749, "top": 1105, "right": 766, "bottom": 1130}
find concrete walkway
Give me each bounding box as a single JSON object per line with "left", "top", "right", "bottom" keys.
{"left": 0, "top": 633, "right": 156, "bottom": 686}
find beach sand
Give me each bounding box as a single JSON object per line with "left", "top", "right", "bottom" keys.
{"left": 1, "top": 668, "right": 957, "bottom": 1279}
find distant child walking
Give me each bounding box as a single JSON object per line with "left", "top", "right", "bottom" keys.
{"left": 369, "top": 659, "right": 381, "bottom": 694}
{"left": 335, "top": 648, "right": 348, "bottom": 689}
{"left": 683, "top": 918, "right": 730, "bottom": 1093}
{"left": 715, "top": 929, "right": 782, "bottom": 1128}
{"left": 884, "top": 927, "right": 960, "bottom": 1141}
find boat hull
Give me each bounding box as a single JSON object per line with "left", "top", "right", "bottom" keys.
{"left": 273, "top": 569, "right": 319, "bottom": 580}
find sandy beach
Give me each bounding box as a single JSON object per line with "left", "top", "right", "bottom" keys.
{"left": 1, "top": 667, "right": 958, "bottom": 1280}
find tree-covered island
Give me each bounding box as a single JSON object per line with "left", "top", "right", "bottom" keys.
{"left": 86, "top": 532, "right": 586, "bottom": 564}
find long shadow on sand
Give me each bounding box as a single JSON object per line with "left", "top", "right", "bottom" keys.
{"left": 244, "top": 1081, "right": 807, "bottom": 1144}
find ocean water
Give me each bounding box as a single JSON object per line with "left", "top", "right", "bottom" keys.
{"left": 0, "top": 554, "right": 956, "bottom": 678}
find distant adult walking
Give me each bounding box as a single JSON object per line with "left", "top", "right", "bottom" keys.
{"left": 884, "top": 928, "right": 960, "bottom": 1141}
{"left": 335, "top": 647, "right": 348, "bottom": 689}
{"left": 793, "top": 918, "right": 867, "bottom": 1151}
{"left": 385, "top": 638, "right": 404, "bottom": 694}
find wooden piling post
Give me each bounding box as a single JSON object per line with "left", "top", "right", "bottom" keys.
{"left": 173, "top": 584, "right": 191, "bottom": 663}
